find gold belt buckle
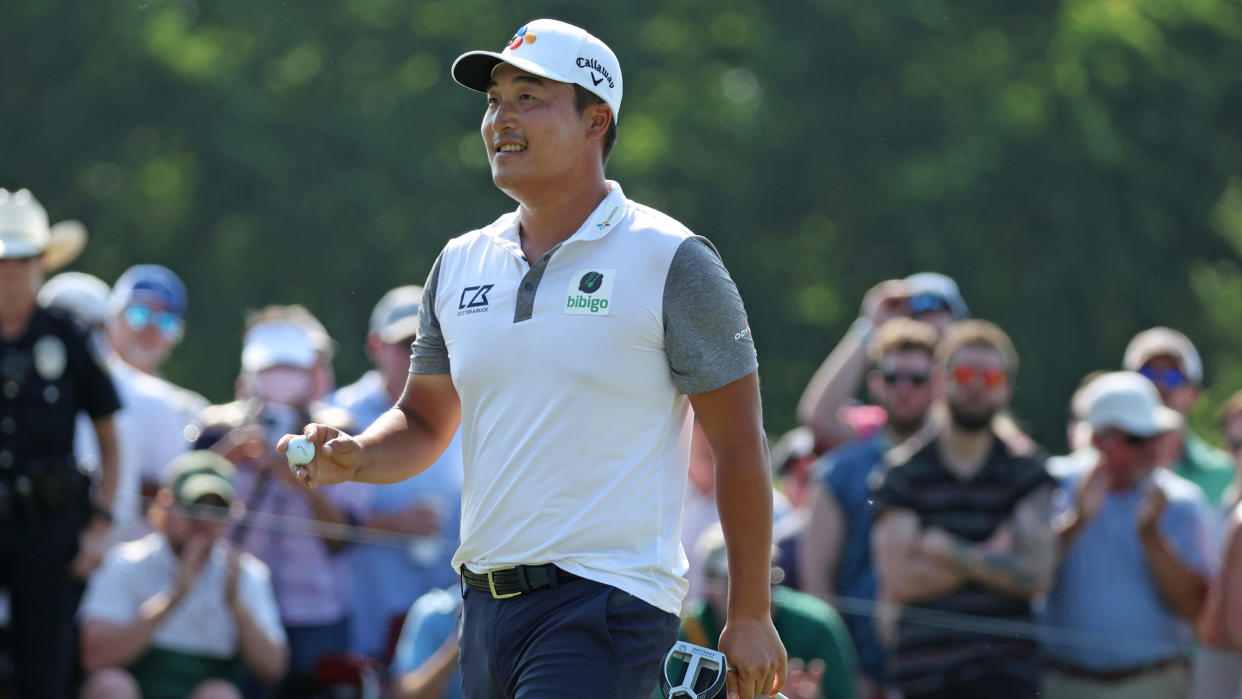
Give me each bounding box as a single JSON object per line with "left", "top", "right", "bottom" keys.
{"left": 487, "top": 567, "right": 521, "bottom": 599}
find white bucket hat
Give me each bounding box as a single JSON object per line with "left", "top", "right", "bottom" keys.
{"left": 452, "top": 19, "right": 623, "bottom": 122}
{"left": 0, "top": 189, "right": 87, "bottom": 271}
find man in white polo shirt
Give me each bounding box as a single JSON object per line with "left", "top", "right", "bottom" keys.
{"left": 282, "top": 18, "right": 786, "bottom": 699}
{"left": 79, "top": 450, "right": 287, "bottom": 699}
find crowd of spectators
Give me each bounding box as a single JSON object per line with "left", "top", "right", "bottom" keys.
{"left": 782, "top": 275, "right": 1242, "bottom": 699}
{"left": 4, "top": 187, "right": 1242, "bottom": 699}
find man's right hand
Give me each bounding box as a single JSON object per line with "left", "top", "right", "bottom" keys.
{"left": 1075, "top": 463, "right": 1112, "bottom": 524}
{"left": 860, "top": 279, "right": 910, "bottom": 327}
{"left": 277, "top": 423, "right": 363, "bottom": 489}
{"left": 173, "top": 534, "right": 212, "bottom": 603}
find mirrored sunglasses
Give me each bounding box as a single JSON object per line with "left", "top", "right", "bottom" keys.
{"left": 909, "top": 292, "right": 951, "bottom": 316}
{"left": 950, "top": 364, "right": 1007, "bottom": 388}
{"left": 123, "top": 303, "right": 184, "bottom": 342}
{"left": 1138, "top": 365, "right": 1188, "bottom": 389}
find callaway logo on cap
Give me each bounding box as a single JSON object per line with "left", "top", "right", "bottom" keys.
{"left": 451, "top": 19, "right": 624, "bottom": 122}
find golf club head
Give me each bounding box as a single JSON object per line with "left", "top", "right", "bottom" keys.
{"left": 661, "top": 641, "right": 728, "bottom": 699}
{"left": 660, "top": 641, "right": 791, "bottom": 699}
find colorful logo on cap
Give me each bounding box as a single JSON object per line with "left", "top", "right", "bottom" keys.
{"left": 507, "top": 25, "right": 536, "bottom": 51}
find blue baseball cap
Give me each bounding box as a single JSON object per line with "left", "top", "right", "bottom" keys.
{"left": 109, "top": 265, "right": 187, "bottom": 317}
{"left": 904, "top": 272, "right": 969, "bottom": 320}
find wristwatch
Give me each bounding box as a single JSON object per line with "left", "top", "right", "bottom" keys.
{"left": 849, "top": 317, "right": 875, "bottom": 345}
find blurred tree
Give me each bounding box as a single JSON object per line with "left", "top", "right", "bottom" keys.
{"left": 2, "top": 0, "right": 1239, "bottom": 451}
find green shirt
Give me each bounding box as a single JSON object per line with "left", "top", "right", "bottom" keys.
{"left": 1174, "top": 429, "right": 1235, "bottom": 506}
{"left": 679, "top": 586, "right": 859, "bottom": 699}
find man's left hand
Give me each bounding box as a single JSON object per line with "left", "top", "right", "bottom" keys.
{"left": 69, "top": 519, "right": 109, "bottom": 579}
{"left": 918, "top": 526, "right": 958, "bottom": 561}
{"left": 1136, "top": 483, "right": 1168, "bottom": 535}
{"left": 782, "top": 658, "right": 825, "bottom": 699}
{"left": 224, "top": 543, "right": 242, "bottom": 609}
{"left": 718, "top": 614, "right": 787, "bottom": 699}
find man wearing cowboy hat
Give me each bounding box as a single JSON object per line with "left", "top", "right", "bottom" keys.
{"left": 0, "top": 188, "right": 121, "bottom": 699}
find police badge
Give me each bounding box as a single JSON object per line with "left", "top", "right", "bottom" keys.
{"left": 33, "top": 335, "right": 67, "bottom": 381}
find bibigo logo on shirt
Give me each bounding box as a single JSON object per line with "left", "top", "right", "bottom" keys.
{"left": 564, "top": 269, "right": 615, "bottom": 315}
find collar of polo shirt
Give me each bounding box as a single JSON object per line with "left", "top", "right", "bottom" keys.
{"left": 485, "top": 181, "right": 629, "bottom": 254}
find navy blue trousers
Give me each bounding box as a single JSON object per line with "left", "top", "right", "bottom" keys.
{"left": 459, "top": 574, "right": 680, "bottom": 699}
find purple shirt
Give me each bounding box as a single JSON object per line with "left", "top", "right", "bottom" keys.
{"left": 232, "top": 469, "right": 368, "bottom": 627}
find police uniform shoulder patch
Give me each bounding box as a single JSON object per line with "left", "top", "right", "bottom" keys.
{"left": 33, "top": 335, "right": 67, "bottom": 381}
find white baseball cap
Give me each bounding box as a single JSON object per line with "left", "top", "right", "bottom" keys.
{"left": 452, "top": 19, "right": 623, "bottom": 121}
{"left": 241, "top": 321, "right": 318, "bottom": 373}
{"left": 369, "top": 285, "right": 423, "bottom": 344}
{"left": 1085, "top": 371, "right": 1183, "bottom": 437}
{"left": 38, "top": 272, "right": 111, "bottom": 327}
{"left": 1123, "top": 327, "right": 1203, "bottom": 385}
{"left": 0, "top": 189, "right": 87, "bottom": 270}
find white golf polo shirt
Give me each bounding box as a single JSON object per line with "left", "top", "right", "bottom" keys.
{"left": 412, "top": 182, "right": 757, "bottom": 615}
{"left": 79, "top": 534, "right": 285, "bottom": 658}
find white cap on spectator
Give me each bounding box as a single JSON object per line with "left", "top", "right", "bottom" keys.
{"left": 242, "top": 321, "right": 317, "bottom": 373}
{"left": 696, "top": 524, "right": 783, "bottom": 583}
{"left": 1123, "top": 327, "right": 1202, "bottom": 384}
{"left": 370, "top": 285, "right": 423, "bottom": 345}
{"left": 38, "top": 272, "right": 111, "bottom": 327}
{"left": 905, "top": 272, "right": 969, "bottom": 320}
{"left": 1085, "top": 371, "right": 1183, "bottom": 437}
{"left": 769, "top": 426, "right": 815, "bottom": 476}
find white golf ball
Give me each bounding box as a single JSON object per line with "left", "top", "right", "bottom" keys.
{"left": 286, "top": 437, "right": 315, "bottom": 466}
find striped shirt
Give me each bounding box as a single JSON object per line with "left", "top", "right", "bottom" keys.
{"left": 874, "top": 432, "right": 1052, "bottom": 695}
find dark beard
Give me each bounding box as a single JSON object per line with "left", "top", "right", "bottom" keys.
{"left": 887, "top": 413, "right": 927, "bottom": 438}
{"left": 949, "top": 402, "right": 994, "bottom": 432}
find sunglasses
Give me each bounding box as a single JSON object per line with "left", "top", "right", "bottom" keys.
{"left": 1138, "top": 365, "right": 1189, "bottom": 389}
{"left": 123, "top": 303, "right": 184, "bottom": 342}
{"left": 882, "top": 370, "right": 931, "bottom": 386}
{"left": 1117, "top": 431, "right": 1156, "bottom": 447}
{"left": 909, "top": 292, "right": 951, "bottom": 316}
{"left": 177, "top": 501, "right": 232, "bottom": 521}
{"left": 950, "top": 364, "right": 1007, "bottom": 388}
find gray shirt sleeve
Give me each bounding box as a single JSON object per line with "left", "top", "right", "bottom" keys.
{"left": 410, "top": 252, "right": 451, "bottom": 375}
{"left": 664, "top": 236, "right": 758, "bottom": 394}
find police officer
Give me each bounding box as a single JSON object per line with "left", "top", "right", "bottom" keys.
{"left": 0, "top": 189, "right": 120, "bottom": 699}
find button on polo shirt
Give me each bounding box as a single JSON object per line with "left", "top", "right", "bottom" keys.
{"left": 411, "top": 181, "right": 757, "bottom": 614}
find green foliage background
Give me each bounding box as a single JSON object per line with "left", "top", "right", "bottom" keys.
{"left": 4, "top": 0, "right": 1242, "bottom": 451}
